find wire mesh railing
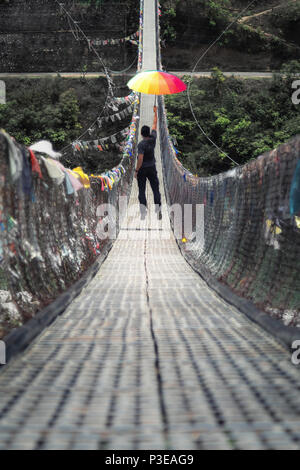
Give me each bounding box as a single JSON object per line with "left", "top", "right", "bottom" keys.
{"left": 155, "top": 0, "right": 300, "bottom": 327}
{"left": 159, "top": 97, "right": 300, "bottom": 326}
{"left": 0, "top": 114, "right": 138, "bottom": 338}
{"left": 0, "top": 0, "right": 144, "bottom": 339}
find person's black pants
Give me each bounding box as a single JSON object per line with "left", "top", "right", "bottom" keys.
{"left": 137, "top": 165, "right": 161, "bottom": 210}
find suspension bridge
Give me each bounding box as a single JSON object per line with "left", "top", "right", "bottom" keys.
{"left": 0, "top": 0, "right": 300, "bottom": 450}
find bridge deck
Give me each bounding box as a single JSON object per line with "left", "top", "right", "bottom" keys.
{"left": 0, "top": 0, "right": 300, "bottom": 450}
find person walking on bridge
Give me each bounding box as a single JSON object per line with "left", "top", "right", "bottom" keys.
{"left": 135, "top": 106, "right": 162, "bottom": 220}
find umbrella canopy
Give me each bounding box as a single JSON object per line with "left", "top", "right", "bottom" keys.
{"left": 127, "top": 70, "right": 187, "bottom": 96}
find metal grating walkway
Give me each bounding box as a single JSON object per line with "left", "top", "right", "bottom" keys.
{"left": 0, "top": 0, "right": 300, "bottom": 450}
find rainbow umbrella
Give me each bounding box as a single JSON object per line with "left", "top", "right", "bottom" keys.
{"left": 127, "top": 70, "right": 187, "bottom": 104}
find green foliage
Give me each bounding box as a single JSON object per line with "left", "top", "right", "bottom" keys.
{"left": 204, "top": 0, "right": 231, "bottom": 25}
{"left": 281, "top": 60, "right": 300, "bottom": 77}
{"left": 165, "top": 66, "right": 300, "bottom": 175}
{"left": 270, "top": 2, "right": 300, "bottom": 33}
{"left": 0, "top": 78, "right": 81, "bottom": 147}
{"left": 160, "top": 0, "right": 179, "bottom": 44}
{"left": 160, "top": 0, "right": 300, "bottom": 69}
{"left": 76, "top": 0, "right": 129, "bottom": 6}
{"left": 0, "top": 76, "right": 128, "bottom": 175}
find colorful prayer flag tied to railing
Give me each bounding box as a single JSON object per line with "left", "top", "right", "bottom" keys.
{"left": 111, "top": 92, "right": 137, "bottom": 106}
{"left": 91, "top": 31, "right": 139, "bottom": 47}
{"left": 0, "top": 0, "right": 144, "bottom": 336}
{"left": 72, "top": 125, "right": 131, "bottom": 153}
{"left": 159, "top": 93, "right": 300, "bottom": 322}
{"left": 68, "top": 93, "right": 138, "bottom": 152}
{"left": 0, "top": 87, "right": 140, "bottom": 194}
{"left": 96, "top": 102, "right": 135, "bottom": 130}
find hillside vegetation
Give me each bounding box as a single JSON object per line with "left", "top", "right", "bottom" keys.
{"left": 165, "top": 65, "right": 300, "bottom": 175}
{"left": 160, "top": 0, "right": 300, "bottom": 71}
{"left": 0, "top": 76, "right": 131, "bottom": 174}
{"left": 1, "top": 1, "right": 300, "bottom": 178}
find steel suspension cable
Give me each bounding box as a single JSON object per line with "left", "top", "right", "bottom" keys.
{"left": 55, "top": 0, "right": 116, "bottom": 155}
{"left": 187, "top": 0, "right": 260, "bottom": 166}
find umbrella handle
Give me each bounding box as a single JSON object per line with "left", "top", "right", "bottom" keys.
{"left": 154, "top": 95, "right": 157, "bottom": 108}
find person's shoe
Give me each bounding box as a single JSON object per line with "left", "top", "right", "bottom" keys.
{"left": 155, "top": 204, "right": 162, "bottom": 220}
{"left": 140, "top": 205, "right": 147, "bottom": 220}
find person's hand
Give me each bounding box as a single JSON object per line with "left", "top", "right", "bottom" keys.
{"left": 153, "top": 106, "right": 157, "bottom": 113}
